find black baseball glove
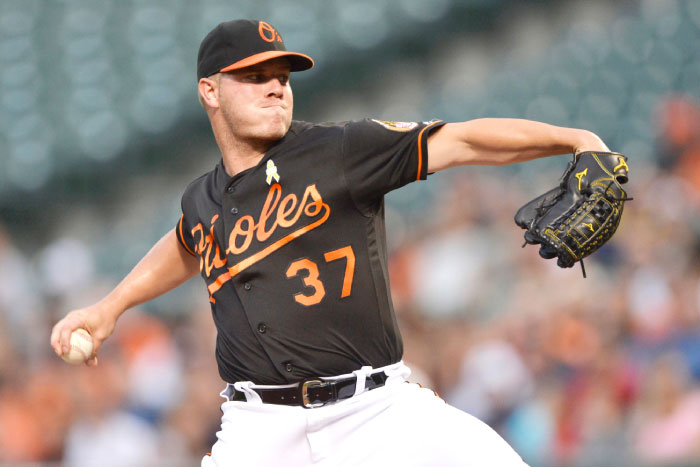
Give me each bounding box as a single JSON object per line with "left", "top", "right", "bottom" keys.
{"left": 514, "top": 151, "right": 631, "bottom": 276}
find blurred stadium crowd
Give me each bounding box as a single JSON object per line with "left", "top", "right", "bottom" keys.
{"left": 1, "top": 0, "right": 700, "bottom": 466}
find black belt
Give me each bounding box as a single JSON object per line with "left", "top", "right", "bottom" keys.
{"left": 225, "top": 371, "right": 389, "bottom": 408}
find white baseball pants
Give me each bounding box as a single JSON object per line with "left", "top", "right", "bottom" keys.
{"left": 201, "top": 362, "right": 528, "bottom": 466}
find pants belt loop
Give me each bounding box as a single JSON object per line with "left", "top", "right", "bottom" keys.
{"left": 384, "top": 360, "right": 412, "bottom": 383}
{"left": 233, "top": 381, "right": 263, "bottom": 403}
{"left": 351, "top": 365, "right": 373, "bottom": 396}
{"left": 220, "top": 384, "right": 232, "bottom": 401}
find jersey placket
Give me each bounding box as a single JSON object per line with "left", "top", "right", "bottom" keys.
{"left": 220, "top": 159, "right": 298, "bottom": 380}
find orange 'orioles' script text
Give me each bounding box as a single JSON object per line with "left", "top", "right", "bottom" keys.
{"left": 190, "top": 183, "right": 331, "bottom": 302}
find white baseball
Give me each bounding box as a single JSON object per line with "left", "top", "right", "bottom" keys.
{"left": 61, "top": 328, "right": 94, "bottom": 365}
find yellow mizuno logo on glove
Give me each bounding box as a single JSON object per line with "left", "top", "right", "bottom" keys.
{"left": 575, "top": 168, "right": 588, "bottom": 191}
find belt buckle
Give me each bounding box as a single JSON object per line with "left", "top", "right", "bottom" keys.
{"left": 300, "top": 379, "right": 329, "bottom": 408}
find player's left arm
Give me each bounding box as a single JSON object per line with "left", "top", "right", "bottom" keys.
{"left": 426, "top": 118, "right": 610, "bottom": 172}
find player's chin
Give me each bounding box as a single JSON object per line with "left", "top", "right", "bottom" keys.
{"left": 263, "top": 107, "right": 290, "bottom": 124}
{"left": 260, "top": 118, "right": 291, "bottom": 140}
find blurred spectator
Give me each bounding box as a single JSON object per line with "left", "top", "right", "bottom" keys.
{"left": 447, "top": 338, "right": 533, "bottom": 425}
{"left": 114, "top": 312, "right": 184, "bottom": 421}
{"left": 0, "top": 225, "right": 43, "bottom": 362}
{"left": 38, "top": 237, "right": 95, "bottom": 299}
{"left": 657, "top": 95, "right": 700, "bottom": 194}
{"left": 504, "top": 380, "right": 558, "bottom": 467}
{"left": 62, "top": 358, "right": 160, "bottom": 467}
{"left": 630, "top": 352, "right": 700, "bottom": 464}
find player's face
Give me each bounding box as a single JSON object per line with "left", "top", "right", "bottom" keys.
{"left": 218, "top": 58, "right": 293, "bottom": 144}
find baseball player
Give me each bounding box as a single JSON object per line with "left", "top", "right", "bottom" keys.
{"left": 51, "top": 19, "right": 612, "bottom": 466}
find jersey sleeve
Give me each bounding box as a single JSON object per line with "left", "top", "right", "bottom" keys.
{"left": 175, "top": 214, "right": 197, "bottom": 257}
{"left": 341, "top": 118, "right": 445, "bottom": 214}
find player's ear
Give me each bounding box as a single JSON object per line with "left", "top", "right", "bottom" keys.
{"left": 198, "top": 75, "right": 220, "bottom": 110}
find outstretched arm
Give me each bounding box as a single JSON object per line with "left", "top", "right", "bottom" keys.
{"left": 50, "top": 228, "right": 200, "bottom": 365}
{"left": 427, "top": 118, "right": 610, "bottom": 172}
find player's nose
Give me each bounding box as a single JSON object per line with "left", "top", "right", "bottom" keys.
{"left": 265, "top": 78, "right": 286, "bottom": 98}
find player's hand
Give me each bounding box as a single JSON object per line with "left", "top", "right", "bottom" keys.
{"left": 50, "top": 302, "right": 119, "bottom": 367}
{"left": 573, "top": 130, "right": 610, "bottom": 155}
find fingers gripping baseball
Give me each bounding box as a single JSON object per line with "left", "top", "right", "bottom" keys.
{"left": 50, "top": 304, "right": 117, "bottom": 366}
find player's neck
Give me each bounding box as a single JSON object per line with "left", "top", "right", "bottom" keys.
{"left": 210, "top": 116, "right": 286, "bottom": 176}
{"left": 217, "top": 136, "right": 274, "bottom": 177}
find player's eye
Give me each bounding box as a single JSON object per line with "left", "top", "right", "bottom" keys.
{"left": 242, "top": 72, "right": 289, "bottom": 85}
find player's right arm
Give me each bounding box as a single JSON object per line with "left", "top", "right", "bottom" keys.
{"left": 50, "top": 228, "right": 199, "bottom": 366}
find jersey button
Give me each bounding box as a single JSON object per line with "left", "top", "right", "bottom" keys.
{"left": 227, "top": 186, "right": 235, "bottom": 193}
{"left": 230, "top": 207, "right": 238, "bottom": 215}
{"left": 285, "top": 363, "right": 293, "bottom": 372}
{"left": 257, "top": 323, "right": 267, "bottom": 333}
{"left": 244, "top": 282, "right": 252, "bottom": 291}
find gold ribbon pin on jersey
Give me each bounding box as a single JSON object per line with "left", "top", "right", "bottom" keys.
{"left": 266, "top": 160, "right": 280, "bottom": 185}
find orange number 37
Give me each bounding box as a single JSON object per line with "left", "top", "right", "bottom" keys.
{"left": 285, "top": 246, "right": 355, "bottom": 306}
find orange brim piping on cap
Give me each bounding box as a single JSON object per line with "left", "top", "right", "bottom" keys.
{"left": 219, "top": 51, "right": 314, "bottom": 72}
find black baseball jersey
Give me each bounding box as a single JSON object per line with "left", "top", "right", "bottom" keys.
{"left": 176, "top": 118, "right": 445, "bottom": 384}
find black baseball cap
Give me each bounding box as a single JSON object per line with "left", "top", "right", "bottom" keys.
{"left": 197, "top": 19, "right": 314, "bottom": 80}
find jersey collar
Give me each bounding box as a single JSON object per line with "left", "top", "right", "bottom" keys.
{"left": 215, "top": 121, "right": 308, "bottom": 194}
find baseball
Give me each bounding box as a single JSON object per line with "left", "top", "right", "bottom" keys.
{"left": 61, "top": 328, "right": 94, "bottom": 365}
